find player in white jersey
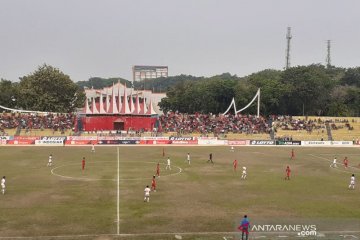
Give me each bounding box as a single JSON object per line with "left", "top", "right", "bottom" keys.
{"left": 241, "top": 167, "right": 247, "bottom": 179}
{"left": 1, "top": 176, "right": 5, "bottom": 195}
{"left": 330, "top": 157, "right": 337, "bottom": 168}
{"left": 166, "top": 157, "right": 171, "bottom": 170}
{"left": 230, "top": 146, "right": 234, "bottom": 152}
{"left": 144, "top": 185, "right": 151, "bottom": 202}
{"left": 186, "top": 153, "right": 191, "bottom": 165}
{"left": 349, "top": 174, "right": 355, "bottom": 190}
{"left": 91, "top": 144, "right": 95, "bottom": 153}
{"left": 47, "top": 154, "right": 53, "bottom": 167}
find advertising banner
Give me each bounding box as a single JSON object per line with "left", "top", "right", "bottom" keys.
{"left": 97, "top": 140, "right": 139, "bottom": 145}
{"left": 113, "top": 137, "right": 141, "bottom": 141}
{"left": 0, "top": 136, "right": 10, "bottom": 145}
{"left": 302, "top": 141, "right": 331, "bottom": 146}
{"left": 227, "top": 140, "right": 247, "bottom": 145}
{"left": 139, "top": 140, "right": 172, "bottom": 145}
{"left": 330, "top": 141, "right": 353, "bottom": 146}
{"left": 276, "top": 141, "right": 301, "bottom": 146}
{"left": 1, "top": 136, "right": 12, "bottom": 140}
{"left": 197, "top": 137, "right": 218, "bottom": 140}
{"left": 142, "top": 137, "right": 169, "bottom": 140}
{"left": 171, "top": 140, "right": 198, "bottom": 145}
{"left": 169, "top": 136, "right": 195, "bottom": 141}
{"left": 66, "top": 136, "right": 98, "bottom": 141}
{"left": 35, "top": 136, "right": 67, "bottom": 145}
{"left": 97, "top": 136, "right": 141, "bottom": 141}
{"left": 14, "top": 136, "right": 39, "bottom": 140}
{"left": 65, "top": 140, "right": 96, "bottom": 145}
{"left": 198, "top": 139, "right": 226, "bottom": 145}
{"left": 250, "top": 140, "right": 275, "bottom": 145}
{"left": 301, "top": 141, "right": 352, "bottom": 146}
{"left": 8, "top": 136, "right": 40, "bottom": 145}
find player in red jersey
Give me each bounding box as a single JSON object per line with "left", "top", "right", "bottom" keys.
{"left": 285, "top": 166, "right": 291, "bottom": 180}
{"left": 82, "top": 157, "right": 86, "bottom": 171}
{"left": 233, "top": 159, "right": 238, "bottom": 172}
{"left": 343, "top": 157, "right": 349, "bottom": 168}
{"left": 290, "top": 149, "right": 295, "bottom": 160}
{"left": 156, "top": 162, "right": 160, "bottom": 177}
{"left": 151, "top": 175, "right": 157, "bottom": 192}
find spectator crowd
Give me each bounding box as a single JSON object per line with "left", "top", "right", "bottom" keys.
{"left": 271, "top": 115, "right": 353, "bottom": 132}
{"left": 1, "top": 111, "right": 357, "bottom": 139}
{"left": 159, "top": 112, "right": 271, "bottom": 135}
{"left": 0, "top": 112, "right": 75, "bottom": 135}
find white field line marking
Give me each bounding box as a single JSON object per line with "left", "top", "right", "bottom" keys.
{"left": 309, "top": 154, "right": 360, "bottom": 173}
{"left": 50, "top": 161, "right": 182, "bottom": 181}
{"left": 117, "top": 147, "right": 120, "bottom": 235}
{"left": 318, "top": 153, "right": 360, "bottom": 156}
{"left": 50, "top": 162, "right": 116, "bottom": 181}
{"left": 339, "top": 235, "right": 359, "bottom": 239}
{"left": 1, "top": 231, "right": 360, "bottom": 239}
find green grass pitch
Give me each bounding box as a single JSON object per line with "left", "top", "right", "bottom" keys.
{"left": 1, "top": 146, "right": 360, "bottom": 240}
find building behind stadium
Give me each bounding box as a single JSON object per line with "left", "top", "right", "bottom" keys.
{"left": 78, "top": 82, "right": 166, "bottom": 132}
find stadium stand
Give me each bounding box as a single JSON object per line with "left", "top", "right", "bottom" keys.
{"left": 159, "top": 112, "right": 271, "bottom": 136}
{"left": 0, "top": 112, "right": 75, "bottom": 136}
{"left": 1, "top": 111, "right": 359, "bottom": 142}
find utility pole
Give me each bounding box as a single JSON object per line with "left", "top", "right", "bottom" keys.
{"left": 285, "top": 27, "right": 292, "bottom": 69}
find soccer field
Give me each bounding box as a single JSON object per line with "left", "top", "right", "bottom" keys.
{"left": 1, "top": 146, "right": 360, "bottom": 240}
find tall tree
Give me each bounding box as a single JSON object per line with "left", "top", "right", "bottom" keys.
{"left": 18, "top": 64, "right": 85, "bottom": 112}
{"left": 340, "top": 67, "right": 360, "bottom": 87}
{"left": 0, "top": 79, "right": 18, "bottom": 108}
{"left": 280, "top": 65, "right": 335, "bottom": 115}
{"left": 245, "top": 69, "right": 285, "bottom": 115}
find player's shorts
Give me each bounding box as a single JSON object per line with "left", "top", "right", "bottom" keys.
{"left": 1, "top": 183, "right": 5, "bottom": 189}
{"left": 350, "top": 181, "right": 355, "bottom": 185}
{"left": 145, "top": 193, "right": 150, "bottom": 197}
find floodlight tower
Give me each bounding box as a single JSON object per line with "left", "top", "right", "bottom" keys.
{"left": 285, "top": 27, "right": 292, "bottom": 69}
{"left": 326, "top": 40, "right": 331, "bottom": 68}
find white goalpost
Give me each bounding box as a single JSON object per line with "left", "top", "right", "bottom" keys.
{"left": 223, "top": 88, "right": 261, "bottom": 117}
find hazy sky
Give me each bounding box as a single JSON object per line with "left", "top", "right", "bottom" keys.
{"left": 1, "top": 0, "right": 359, "bottom": 82}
